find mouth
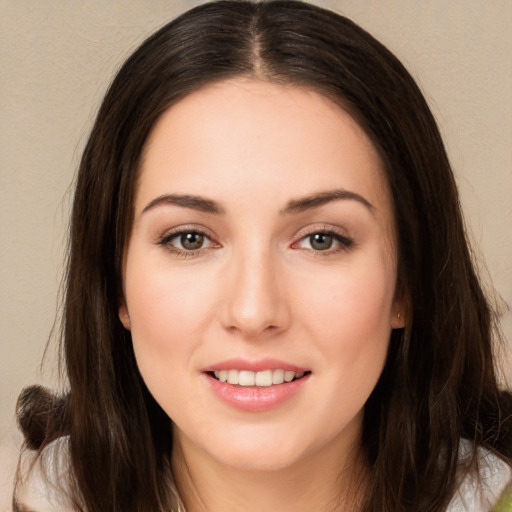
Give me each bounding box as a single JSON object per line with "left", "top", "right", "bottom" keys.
{"left": 205, "top": 364, "right": 312, "bottom": 412}
{"left": 208, "top": 369, "right": 311, "bottom": 387}
{"left": 203, "top": 358, "right": 311, "bottom": 411}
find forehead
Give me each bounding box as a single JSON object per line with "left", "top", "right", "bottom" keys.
{"left": 136, "top": 78, "right": 392, "bottom": 222}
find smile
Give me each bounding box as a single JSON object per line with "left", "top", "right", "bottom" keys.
{"left": 211, "top": 369, "right": 307, "bottom": 387}
{"left": 205, "top": 365, "right": 312, "bottom": 412}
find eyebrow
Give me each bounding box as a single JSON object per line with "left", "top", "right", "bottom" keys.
{"left": 280, "top": 189, "right": 374, "bottom": 215}
{"left": 142, "top": 194, "right": 225, "bottom": 215}
{"left": 141, "top": 188, "right": 374, "bottom": 217}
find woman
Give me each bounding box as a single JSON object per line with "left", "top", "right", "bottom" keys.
{"left": 14, "top": 1, "right": 512, "bottom": 511}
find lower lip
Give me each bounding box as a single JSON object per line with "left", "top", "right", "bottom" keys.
{"left": 205, "top": 373, "right": 311, "bottom": 412}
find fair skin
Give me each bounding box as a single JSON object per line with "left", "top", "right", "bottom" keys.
{"left": 119, "top": 78, "right": 404, "bottom": 512}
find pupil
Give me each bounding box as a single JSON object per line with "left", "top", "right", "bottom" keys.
{"left": 181, "top": 233, "right": 204, "bottom": 250}
{"left": 310, "top": 233, "right": 333, "bottom": 251}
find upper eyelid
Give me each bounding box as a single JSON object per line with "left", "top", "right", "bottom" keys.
{"left": 295, "top": 231, "right": 353, "bottom": 245}
{"left": 158, "top": 225, "right": 216, "bottom": 242}
{"left": 292, "top": 223, "right": 350, "bottom": 240}
{"left": 158, "top": 228, "right": 218, "bottom": 257}
{"left": 291, "top": 225, "right": 355, "bottom": 251}
{"left": 165, "top": 231, "right": 213, "bottom": 244}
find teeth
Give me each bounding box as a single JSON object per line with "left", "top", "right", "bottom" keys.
{"left": 284, "top": 370, "right": 295, "bottom": 382}
{"left": 272, "top": 369, "right": 284, "bottom": 384}
{"left": 213, "top": 369, "right": 306, "bottom": 387}
{"left": 255, "top": 369, "right": 272, "bottom": 387}
{"left": 227, "top": 369, "right": 239, "bottom": 385}
{"left": 238, "top": 370, "right": 255, "bottom": 386}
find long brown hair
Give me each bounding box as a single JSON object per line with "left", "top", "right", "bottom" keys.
{"left": 15, "top": 1, "right": 512, "bottom": 511}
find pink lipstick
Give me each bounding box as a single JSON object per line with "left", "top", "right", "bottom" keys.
{"left": 202, "top": 358, "right": 311, "bottom": 412}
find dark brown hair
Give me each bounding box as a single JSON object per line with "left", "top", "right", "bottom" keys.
{"left": 15, "top": 1, "right": 512, "bottom": 511}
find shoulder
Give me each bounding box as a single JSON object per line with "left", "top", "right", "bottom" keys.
{"left": 446, "top": 440, "right": 512, "bottom": 512}
{"left": 14, "top": 436, "right": 74, "bottom": 512}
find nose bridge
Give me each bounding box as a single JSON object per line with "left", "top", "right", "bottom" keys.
{"left": 221, "top": 238, "right": 288, "bottom": 337}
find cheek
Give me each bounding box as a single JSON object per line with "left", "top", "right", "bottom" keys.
{"left": 124, "top": 261, "right": 217, "bottom": 382}
{"left": 297, "top": 258, "right": 395, "bottom": 339}
{"left": 295, "top": 256, "right": 395, "bottom": 387}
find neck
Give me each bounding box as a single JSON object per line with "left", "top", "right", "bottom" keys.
{"left": 171, "top": 426, "right": 367, "bottom": 512}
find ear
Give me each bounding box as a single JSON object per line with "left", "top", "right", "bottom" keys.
{"left": 390, "top": 297, "right": 406, "bottom": 329}
{"left": 119, "top": 300, "right": 131, "bottom": 330}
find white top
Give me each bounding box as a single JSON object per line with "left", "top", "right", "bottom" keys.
{"left": 446, "top": 440, "right": 511, "bottom": 512}
{"left": 15, "top": 438, "right": 511, "bottom": 512}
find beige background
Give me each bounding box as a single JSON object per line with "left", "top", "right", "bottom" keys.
{"left": 1, "top": 0, "right": 511, "bottom": 507}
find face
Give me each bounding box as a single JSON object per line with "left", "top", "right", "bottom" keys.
{"left": 120, "top": 79, "right": 404, "bottom": 473}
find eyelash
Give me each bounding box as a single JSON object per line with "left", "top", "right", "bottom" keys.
{"left": 157, "top": 228, "right": 217, "bottom": 259}
{"left": 292, "top": 228, "right": 355, "bottom": 255}
{"left": 157, "top": 227, "right": 355, "bottom": 258}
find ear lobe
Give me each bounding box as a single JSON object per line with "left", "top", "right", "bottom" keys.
{"left": 390, "top": 295, "right": 407, "bottom": 329}
{"left": 391, "top": 279, "right": 409, "bottom": 329}
{"left": 391, "top": 310, "right": 406, "bottom": 329}
{"left": 119, "top": 301, "right": 131, "bottom": 330}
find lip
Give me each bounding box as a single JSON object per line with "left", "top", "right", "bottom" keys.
{"left": 203, "top": 368, "right": 311, "bottom": 413}
{"left": 202, "top": 358, "right": 308, "bottom": 373}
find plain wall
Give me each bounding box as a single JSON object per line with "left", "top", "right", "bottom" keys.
{"left": 1, "top": 0, "right": 511, "bottom": 507}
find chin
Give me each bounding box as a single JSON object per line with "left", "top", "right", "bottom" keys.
{"left": 194, "top": 422, "right": 334, "bottom": 473}
{"left": 214, "top": 444, "right": 307, "bottom": 472}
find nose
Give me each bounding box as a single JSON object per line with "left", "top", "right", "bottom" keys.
{"left": 219, "top": 246, "right": 291, "bottom": 339}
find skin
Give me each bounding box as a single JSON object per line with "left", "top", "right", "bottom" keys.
{"left": 119, "top": 78, "right": 405, "bottom": 512}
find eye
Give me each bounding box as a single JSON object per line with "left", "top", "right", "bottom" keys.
{"left": 177, "top": 232, "right": 207, "bottom": 251}
{"left": 294, "top": 230, "right": 354, "bottom": 253}
{"left": 308, "top": 233, "right": 334, "bottom": 251}
{"left": 158, "top": 229, "right": 218, "bottom": 256}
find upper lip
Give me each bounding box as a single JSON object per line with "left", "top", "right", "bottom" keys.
{"left": 202, "top": 358, "right": 309, "bottom": 373}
